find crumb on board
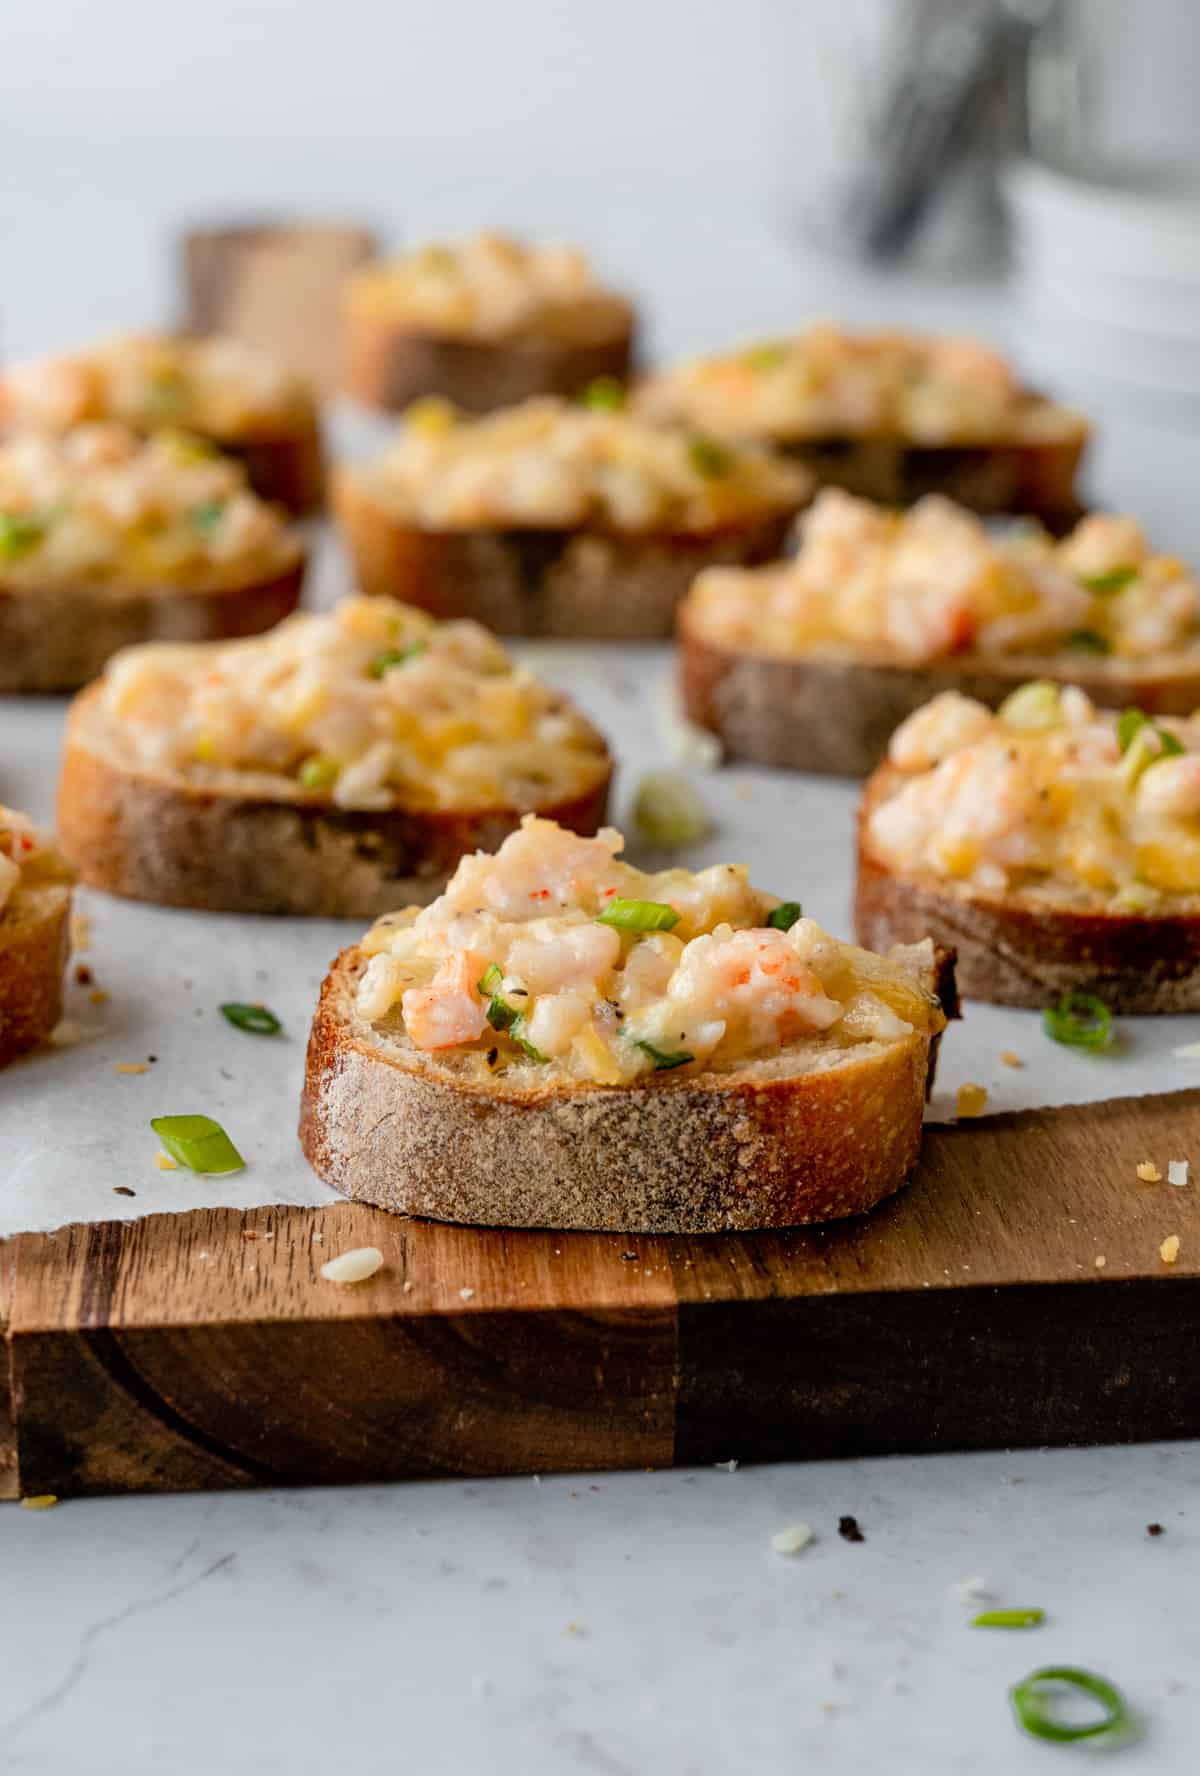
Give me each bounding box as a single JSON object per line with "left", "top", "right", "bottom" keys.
{"left": 114, "top": 1061, "right": 149, "bottom": 1076}
{"left": 1094, "top": 1255, "right": 1107, "bottom": 1269}
{"left": 459, "top": 1286, "right": 476, "bottom": 1301}
{"left": 1137, "top": 1161, "right": 1163, "bottom": 1183}
{"left": 402, "top": 1279, "right": 414, "bottom": 1294}
{"left": 319, "top": 1246, "right": 384, "bottom": 1286}
{"left": 1168, "top": 1159, "right": 1190, "bottom": 1188}
{"left": 999, "top": 1050, "right": 1023, "bottom": 1069}
{"left": 956, "top": 1082, "right": 988, "bottom": 1119}
{"left": 155, "top": 1151, "right": 178, "bottom": 1171}
{"left": 771, "top": 1522, "right": 814, "bottom": 1556}
{"left": 19, "top": 1494, "right": 59, "bottom": 1510}
{"left": 1160, "top": 1234, "right": 1181, "bottom": 1266}
{"left": 838, "top": 1515, "right": 865, "bottom": 1544}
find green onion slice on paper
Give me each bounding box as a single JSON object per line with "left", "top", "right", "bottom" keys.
{"left": 1043, "top": 992, "right": 1113, "bottom": 1051}
{"left": 150, "top": 1114, "right": 245, "bottom": 1175}
{"left": 971, "top": 1608, "right": 1045, "bottom": 1629}
{"left": 1009, "top": 1666, "right": 1131, "bottom": 1744}
{"left": 220, "top": 1002, "right": 282, "bottom": 1036}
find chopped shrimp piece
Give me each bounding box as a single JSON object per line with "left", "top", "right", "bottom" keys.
{"left": 401, "top": 950, "right": 489, "bottom": 1050}
{"left": 1057, "top": 513, "right": 1148, "bottom": 578}
{"left": 888, "top": 693, "right": 994, "bottom": 770}
{"left": 506, "top": 921, "right": 621, "bottom": 994}
{"left": 1136, "top": 755, "right": 1200, "bottom": 819}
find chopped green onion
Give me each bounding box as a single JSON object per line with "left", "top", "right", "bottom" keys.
{"left": 477, "top": 963, "right": 503, "bottom": 997}
{"left": 485, "top": 996, "right": 520, "bottom": 1034}
{"left": 971, "top": 1608, "right": 1045, "bottom": 1629}
{"left": 0, "top": 512, "right": 46, "bottom": 558}
{"left": 634, "top": 1039, "right": 694, "bottom": 1071}
{"left": 580, "top": 375, "right": 626, "bottom": 412}
{"left": 1159, "top": 728, "right": 1186, "bottom": 758}
{"left": 1117, "top": 707, "right": 1148, "bottom": 753}
{"left": 687, "top": 435, "right": 732, "bottom": 479}
{"left": 150, "top": 1114, "right": 244, "bottom": 1175}
{"left": 766, "top": 901, "right": 803, "bottom": 932}
{"left": 1009, "top": 1667, "right": 1130, "bottom": 1744}
{"left": 1082, "top": 566, "right": 1136, "bottom": 595}
{"left": 1119, "top": 711, "right": 1185, "bottom": 784}
{"left": 145, "top": 368, "right": 185, "bottom": 414}
{"left": 596, "top": 898, "right": 681, "bottom": 932}
{"left": 511, "top": 1021, "right": 548, "bottom": 1064}
{"left": 741, "top": 341, "right": 788, "bottom": 371}
{"left": 220, "top": 1002, "right": 282, "bottom": 1036}
{"left": 298, "top": 755, "right": 339, "bottom": 791}
{"left": 632, "top": 772, "right": 710, "bottom": 847}
{"left": 998, "top": 681, "right": 1061, "bottom": 731}
{"left": 368, "top": 642, "right": 426, "bottom": 677}
{"left": 1065, "top": 629, "right": 1110, "bottom": 654}
{"left": 1043, "top": 991, "right": 1113, "bottom": 1052}
{"left": 187, "top": 498, "right": 225, "bottom": 534}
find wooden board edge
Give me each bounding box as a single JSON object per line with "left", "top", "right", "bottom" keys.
{"left": 0, "top": 1236, "right": 17, "bottom": 1498}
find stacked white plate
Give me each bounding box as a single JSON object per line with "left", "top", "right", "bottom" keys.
{"left": 1006, "top": 157, "right": 1200, "bottom": 401}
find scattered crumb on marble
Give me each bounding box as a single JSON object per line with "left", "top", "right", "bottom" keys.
{"left": 1147, "top": 1522, "right": 1165, "bottom": 1537}
{"left": 113, "top": 1185, "right": 137, "bottom": 1198}
{"left": 49, "top": 1019, "right": 84, "bottom": 1048}
{"left": 114, "top": 1061, "right": 149, "bottom": 1075}
{"left": 20, "top": 1494, "right": 59, "bottom": 1510}
{"left": 70, "top": 914, "right": 93, "bottom": 951}
{"left": 956, "top": 1082, "right": 988, "bottom": 1119}
{"left": 999, "top": 1050, "right": 1023, "bottom": 1068}
{"left": 771, "top": 1522, "right": 814, "bottom": 1556}
{"left": 74, "top": 963, "right": 93, "bottom": 985}
{"left": 88, "top": 989, "right": 110, "bottom": 1006}
{"left": 155, "top": 1151, "right": 178, "bottom": 1171}
{"left": 838, "top": 1515, "right": 865, "bottom": 1544}
{"left": 714, "top": 1459, "right": 739, "bottom": 1473}
{"left": 950, "top": 1575, "right": 994, "bottom": 1602}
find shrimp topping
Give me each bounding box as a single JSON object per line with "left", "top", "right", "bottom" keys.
{"left": 0, "top": 804, "right": 65, "bottom": 916}
{"left": 684, "top": 491, "right": 1200, "bottom": 666}
{"left": 356, "top": 816, "right": 945, "bottom": 1084}
{"left": 870, "top": 687, "right": 1200, "bottom": 899}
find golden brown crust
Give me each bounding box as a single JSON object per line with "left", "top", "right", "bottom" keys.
{"left": 333, "top": 471, "right": 796, "bottom": 639}
{"left": 677, "top": 618, "right": 1200, "bottom": 778}
{"left": 0, "top": 883, "right": 71, "bottom": 1068}
{"left": 341, "top": 306, "right": 635, "bottom": 414}
{"left": 0, "top": 558, "right": 306, "bottom": 695}
{"left": 297, "top": 945, "right": 952, "bottom": 1233}
{"left": 56, "top": 684, "right": 613, "bottom": 917}
{"left": 779, "top": 431, "right": 1087, "bottom": 529}
{"left": 856, "top": 764, "right": 1200, "bottom": 1010}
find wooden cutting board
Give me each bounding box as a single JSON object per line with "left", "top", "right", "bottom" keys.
{"left": 4, "top": 1089, "right": 1199, "bottom": 1499}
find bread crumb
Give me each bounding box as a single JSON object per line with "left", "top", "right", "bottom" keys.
{"left": 1137, "top": 1161, "right": 1162, "bottom": 1183}
{"left": 1161, "top": 1234, "right": 1181, "bottom": 1266}
{"left": 714, "top": 1459, "right": 739, "bottom": 1473}
{"left": 956, "top": 1082, "right": 988, "bottom": 1119}
{"left": 459, "top": 1286, "right": 476, "bottom": 1301}
{"left": 88, "top": 989, "right": 110, "bottom": 1006}
{"left": 999, "top": 1051, "right": 1023, "bottom": 1069}
{"left": 19, "top": 1494, "right": 59, "bottom": 1510}
{"left": 49, "top": 1019, "right": 84, "bottom": 1048}
{"left": 319, "top": 1246, "right": 384, "bottom": 1285}
{"left": 70, "top": 914, "right": 93, "bottom": 951}
{"left": 402, "top": 1279, "right": 414, "bottom": 1294}
{"left": 771, "top": 1522, "right": 814, "bottom": 1556}
{"left": 1094, "top": 1255, "right": 1107, "bottom": 1269}
{"left": 74, "top": 963, "right": 93, "bottom": 985}
{"left": 114, "top": 1061, "right": 149, "bottom": 1075}
{"left": 1168, "top": 1159, "right": 1189, "bottom": 1188}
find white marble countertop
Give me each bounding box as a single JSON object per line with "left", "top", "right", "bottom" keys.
{"left": 2, "top": 161, "right": 1199, "bottom": 1772}
{"left": 2, "top": 1445, "right": 1197, "bottom": 1774}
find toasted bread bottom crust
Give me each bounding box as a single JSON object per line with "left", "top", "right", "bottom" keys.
{"left": 779, "top": 432, "right": 1086, "bottom": 529}
{"left": 341, "top": 312, "right": 635, "bottom": 414}
{"left": 334, "top": 475, "right": 795, "bottom": 639}
{"left": 678, "top": 625, "right": 1200, "bottom": 778}
{"left": 0, "top": 884, "right": 71, "bottom": 1068}
{"left": 57, "top": 688, "right": 612, "bottom": 916}
{"left": 0, "top": 558, "right": 306, "bottom": 695}
{"left": 856, "top": 765, "right": 1200, "bottom": 1010}
{"left": 298, "top": 946, "right": 949, "bottom": 1232}
{"left": 219, "top": 422, "right": 325, "bottom": 515}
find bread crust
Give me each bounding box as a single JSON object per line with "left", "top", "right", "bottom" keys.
{"left": 56, "top": 683, "right": 612, "bottom": 917}
{"left": 779, "top": 431, "right": 1086, "bottom": 529}
{"left": 334, "top": 471, "right": 795, "bottom": 639}
{"left": 218, "top": 421, "right": 325, "bottom": 515}
{"left": 0, "top": 557, "right": 306, "bottom": 695}
{"left": 0, "top": 883, "right": 71, "bottom": 1068}
{"left": 678, "top": 620, "right": 1200, "bottom": 778}
{"left": 298, "top": 945, "right": 954, "bottom": 1233}
{"left": 341, "top": 308, "right": 635, "bottom": 414}
{"left": 856, "top": 763, "right": 1200, "bottom": 1010}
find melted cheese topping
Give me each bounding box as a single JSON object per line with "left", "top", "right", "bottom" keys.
{"left": 0, "top": 333, "right": 312, "bottom": 440}
{"left": 343, "top": 232, "right": 629, "bottom": 342}
{"left": 357, "top": 815, "right": 944, "bottom": 1083}
{"left": 637, "top": 324, "right": 1086, "bottom": 447}
{"left": 97, "top": 597, "right": 610, "bottom": 813}
{"left": 0, "top": 804, "right": 63, "bottom": 915}
{"left": 685, "top": 491, "right": 1200, "bottom": 665}
{"left": 0, "top": 426, "right": 299, "bottom": 591}
{"left": 350, "top": 397, "right": 809, "bottom": 534}
{"left": 869, "top": 686, "right": 1200, "bottom": 901}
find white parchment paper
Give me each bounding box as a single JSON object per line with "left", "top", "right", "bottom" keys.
{"left": 5, "top": 569, "right": 1200, "bottom": 1235}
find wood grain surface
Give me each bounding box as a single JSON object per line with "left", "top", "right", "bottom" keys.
{"left": 3, "top": 1089, "right": 1199, "bottom": 1498}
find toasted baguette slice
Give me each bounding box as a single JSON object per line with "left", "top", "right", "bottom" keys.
{"left": 57, "top": 684, "right": 612, "bottom": 918}
{"left": 342, "top": 316, "right": 635, "bottom": 416}
{"left": 0, "top": 559, "right": 305, "bottom": 696}
{"left": 299, "top": 942, "right": 955, "bottom": 1233}
{"left": 857, "top": 763, "right": 1200, "bottom": 1010}
{"left": 334, "top": 470, "right": 793, "bottom": 640}
{"left": 220, "top": 423, "right": 325, "bottom": 515}
{"left": 779, "top": 433, "right": 1085, "bottom": 531}
{"left": 0, "top": 881, "right": 71, "bottom": 1068}
{"left": 678, "top": 626, "right": 1200, "bottom": 779}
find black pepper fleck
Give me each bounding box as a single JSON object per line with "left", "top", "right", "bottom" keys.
{"left": 1147, "top": 1522, "right": 1165, "bottom": 1537}
{"left": 113, "top": 1186, "right": 136, "bottom": 1198}
{"left": 838, "top": 1515, "right": 865, "bottom": 1543}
